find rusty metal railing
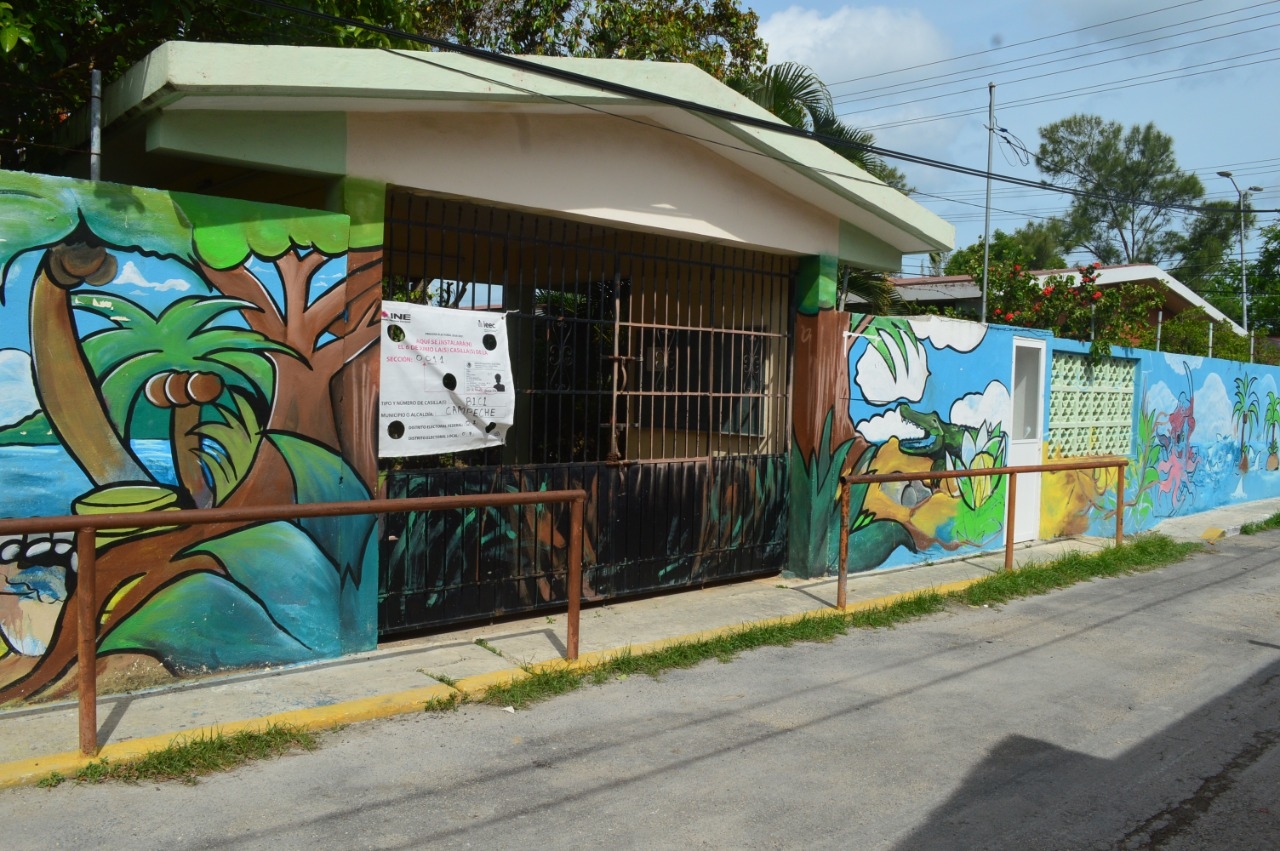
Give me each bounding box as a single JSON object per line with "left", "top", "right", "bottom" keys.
{"left": 0, "top": 490, "right": 586, "bottom": 756}
{"left": 838, "top": 458, "right": 1129, "bottom": 610}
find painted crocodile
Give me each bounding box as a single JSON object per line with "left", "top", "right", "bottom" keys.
{"left": 896, "top": 404, "right": 978, "bottom": 467}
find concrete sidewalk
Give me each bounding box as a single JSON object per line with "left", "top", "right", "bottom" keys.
{"left": 1, "top": 497, "right": 1277, "bottom": 787}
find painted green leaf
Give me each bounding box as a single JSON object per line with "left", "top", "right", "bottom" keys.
{"left": 173, "top": 192, "right": 349, "bottom": 270}
{"left": 183, "top": 520, "right": 342, "bottom": 656}
{"left": 100, "top": 571, "right": 316, "bottom": 672}
{"left": 267, "top": 431, "right": 374, "bottom": 585}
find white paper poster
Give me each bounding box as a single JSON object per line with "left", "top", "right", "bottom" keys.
{"left": 379, "top": 301, "right": 514, "bottom": 457}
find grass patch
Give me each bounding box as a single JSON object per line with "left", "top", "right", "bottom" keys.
{"left": 460, "top": 535, "right": 1199, "bottom": 710}
{"left": 423, "top": 691, "right": 461, "bottom": 712}
{"left": 39, "top": 724, "right": 317, "bottom": 787}
{"left": 1241, "top": 511, "right": 1280, "bottom": 535}
{"left": 480, "top": 665, "right": 584, "bottom": 709}
{"left": 957, "top": 535, "right": 1200, "bottom": 607}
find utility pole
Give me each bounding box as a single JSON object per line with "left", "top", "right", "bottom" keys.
{"left": 980, "top": 83, "right": 995, "bottom": 323}
{"left": 1218, "top": 170, "right": 1264, "bottom": 359}
{"left": 90, "top": 69, "right": 102, "bottom": 182}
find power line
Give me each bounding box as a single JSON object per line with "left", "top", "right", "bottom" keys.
{"left": 832, "top": 1, "right": 1279, "bottom": 107}
{"left": 853, "top": 52, "right": 1280, "bottom": 130}
{"left": 821, "top": 0, "right": 1214, "bottom": 89}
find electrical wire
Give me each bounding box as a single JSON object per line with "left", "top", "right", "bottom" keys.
{"left": 830, "top": 1, "right": 1279, "bottom": 105}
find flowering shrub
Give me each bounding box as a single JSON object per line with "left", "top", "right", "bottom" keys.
{"left": 977, "top": 260, "right": 1162, "bottom": 358}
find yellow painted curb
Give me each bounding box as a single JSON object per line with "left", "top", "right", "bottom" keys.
{"left": 0, "top": 577, "right": 990, "bottom": 788}
{"left": 1201, "top": 527, "right": 1226, "bottom": 540}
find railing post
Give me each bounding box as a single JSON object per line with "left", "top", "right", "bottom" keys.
{"left": 838, "top": 475, "right": 850, "bottom": 611}
{"left": 1004, "top": 472, "right": 1018, "bottom": 573}
{"left": 76, "top": 526, "right": 98, "bottom": 756}
{"left": 1115, "top": 462, "right": 1125, "bottom": 547}
{"left": 566, "top": 495, "right": 583, "bottom": 661}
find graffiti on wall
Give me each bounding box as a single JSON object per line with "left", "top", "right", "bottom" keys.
{"left": 0, "top": 171, "right": 380, "bottom": 701}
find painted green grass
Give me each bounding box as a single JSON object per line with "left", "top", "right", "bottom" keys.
{"left": 38, "top": 724, "right": 317, "bottom": 787}
{"left": 1241, "top": 511, "right": 1280, "bottom": 535}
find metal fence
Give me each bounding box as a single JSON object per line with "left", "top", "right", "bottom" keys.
{"left": 381, "top": 194, "right": 794, "bottom": 632}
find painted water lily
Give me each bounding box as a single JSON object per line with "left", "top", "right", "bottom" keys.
{"left": 945, "top": 421, "right": 1006, "bottom": 510}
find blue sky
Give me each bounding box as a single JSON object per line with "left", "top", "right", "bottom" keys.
{"left": 749, "top": 0, "right": 1280, "bottom": 274}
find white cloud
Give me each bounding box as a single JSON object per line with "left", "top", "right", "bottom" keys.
{"left": 760, "top": 5, "right": 950, "bottom": 95}
{"left": 910, "top": 315, "right": 986, "bottom": 352}
{"left": 0, "top": 350, "right": 39, "bottom": 425}
{"left": 1196, "top": 373, "right": 1233, "bottom": 442}
{"left": 1142, "top": 381, "right": 1177, "bottom": 418}
{"left": 1163, "top": 353, "right": 1202, "bottom": 372}
{"left": 856, "top": 406, "right": 917, "bottom": 443}
{"left": 113, "top": 260, "right": 191, "bottom": 293}
{"left": 949, "top": 380, "right": 1010, "bottom": 431}
{"left": 854, "top": 328, "right": 929, "bottom": 405}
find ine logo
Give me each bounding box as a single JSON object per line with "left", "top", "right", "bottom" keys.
{"left": 477, "top": 319, "right": 498, "bottom": 330}
{"left": 385, "top": 312, "right": 413, "bottom": 322}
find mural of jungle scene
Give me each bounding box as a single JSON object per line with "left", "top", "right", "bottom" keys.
{"left": 0, "top": 170, "right": 380, "bottom": 702}
{"left": 839, "top": 315, "right": 1013, "bottom": 573}
{"left": 790, "top": 306, "right": 1018, "bottom": 578}
{"left": 381, "top": 456, "right": 786, "bottom": 632}
{"left": 1042, "top": 341, "right": 1280, "bottom": 538}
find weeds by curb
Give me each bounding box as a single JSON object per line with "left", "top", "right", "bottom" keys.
{"left": 37, "top": 724, "right": 316, "bottom": 787}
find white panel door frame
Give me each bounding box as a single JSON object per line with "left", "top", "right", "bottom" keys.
{"left": 1009, "top": 338, "right": 1047, "bottom": 543}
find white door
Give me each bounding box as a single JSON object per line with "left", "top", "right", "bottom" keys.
{"left": 1009, "top": 339, "right": 1046, "bottom": 543}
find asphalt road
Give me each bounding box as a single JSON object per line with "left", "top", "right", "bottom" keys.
{"left": 3, "top": 535, "right": 1279, "bottom": 850}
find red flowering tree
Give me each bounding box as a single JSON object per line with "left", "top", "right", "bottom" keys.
{"left": 980, "top": 260, "right": 1162, "bottom": 357}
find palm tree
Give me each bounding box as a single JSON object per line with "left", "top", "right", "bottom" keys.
{"left": 1232, "top": 374, "right": 1261, "bottom": 473}
{"left": 729, "top": 62, "right": 906, "bottom": 189}
{"left": 76, "top": 293, "right": 296, "bottom": 506}
{"left": 1265, "top": 391, "right": 1280, "bottom": 470}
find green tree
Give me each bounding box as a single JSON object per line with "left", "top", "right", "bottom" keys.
{"left": 943, "top": 221, "right": 1068, "bottom": 276}
{"left": 1036, "top": 115, "right": 1206, "bottom": 265}
{"left": 728, "top": 61, "right": 907, "bottom": 190}
{"left": 0, "top": 0, "right": 417, "bottom": 171}
{"left": 417, "top": 0, "right": 766, "bottom": 80}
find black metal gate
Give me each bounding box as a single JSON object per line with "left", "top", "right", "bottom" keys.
{"left": 379, "top": 193, "right": 793, "bottom": 633}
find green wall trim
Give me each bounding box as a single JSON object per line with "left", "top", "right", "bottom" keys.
{"left": 839, "top": 221, "right": 901, "bottom": 272}
{"left": 147, "top": 111, "right": 347, "bottom": 176}
{"left": 337, "top": 178, "right": 386, "bottom": 250}
{"left": 796, "top": 254, "right": 838, "bottom": 315}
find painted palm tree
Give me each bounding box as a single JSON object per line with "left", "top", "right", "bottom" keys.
{"left": 76, "top": 292, "right": 296, "bottom": 507}
{"left": 1265, "top": 391, "right": 1280, "bottom": 470}
{"left": 1232, "top": 374, "right": 1261, "bottom": 473}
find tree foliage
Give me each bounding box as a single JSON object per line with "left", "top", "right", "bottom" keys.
{"left": 1036, "top": 115, "right": 1205, "bottom": 265}
{"left": 943, "top": 221, "right": 1067, "bottom": 276}
{"left": 0, "top": 1, "right": 418, "bottom": 171}
{"left": 417, "top": 0, "right": 766, "bottom": 80}
{"left": 1, "top": 0, "right": 769, "bottom": 173}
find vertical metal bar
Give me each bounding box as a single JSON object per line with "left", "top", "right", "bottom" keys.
{"left": 76, "top": 526, "right": 98, "bottom": 755}
{"left": 838, "top": 476, "right": 850, "bottom": 611}
{"left": 1004, "top": 471, "right": 1018, "bottom": 573}
{"left": 567, "top": 495, "right": 583, "bottom": 660}
{"left": 1116, "top": 462, "right": 1126, "bottom": 546}
{"left": 89, "top": 69, "right": 102, "bottom": 181}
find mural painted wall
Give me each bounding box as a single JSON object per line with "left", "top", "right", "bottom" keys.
{"left": 0, "top": 170, "right": 381, "bottom": 701}
{"left": 1041, "top": 337, "right": 1280, "bottom": 539}
{"left": 798, "top": 309, "right": 1280, "bottom": 579}
{"left": 789, "top": 301, "right": 1025, "bottom": 578}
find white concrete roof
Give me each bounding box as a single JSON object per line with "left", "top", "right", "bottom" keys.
{"left": 99, "top": 42, "right": 954, "bottom": 257}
